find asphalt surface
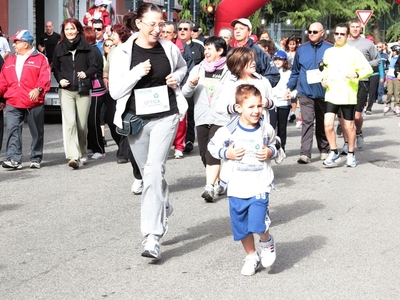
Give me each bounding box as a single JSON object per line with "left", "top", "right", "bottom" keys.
{"left": 1, "top": 103, "right": 400, "bottom": 300}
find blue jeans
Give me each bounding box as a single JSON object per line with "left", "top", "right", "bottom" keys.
{"left": 377, "top": 80, "right": 385, "bottom": 102}
{"left": 5, "top": 105, "right": 44, "bottom": 163}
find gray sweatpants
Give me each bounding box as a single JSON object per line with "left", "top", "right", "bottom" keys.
{"left": 128, "top": 113, "right": 179, "bottom": 238}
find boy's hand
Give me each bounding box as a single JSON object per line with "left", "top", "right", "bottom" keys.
{"left": 255, "top": 145, "right": 272, "bottom": 161}
{"left": 226, "top": 143, "right": 245, "bottom": 160}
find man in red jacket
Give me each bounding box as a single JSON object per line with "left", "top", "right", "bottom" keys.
{"left": 0, "top": 30, "right": 51, "bottom": 170}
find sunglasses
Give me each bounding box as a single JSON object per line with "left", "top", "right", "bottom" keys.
{"left": 308, "top": 30, "right": 321, "bottom": 35}
{"left": 334, "top": 32, "right": 346, "bottom": 36}
{"left": 104, "top": 44, "right": 113, "bottom": 47}
{"left": 192, "top": 29, "right": 199, "bottom": 33}
{"left": 178, "top": 27, "right": 189, "bottom": 31}
{"left": 101, "top": 4, "right": 108, "bottom": 8}
{"left": 94, "top": 28, "right": 103, "bottom": 31}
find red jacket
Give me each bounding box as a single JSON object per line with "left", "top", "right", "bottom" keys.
{"left": 83, "top": 8, "right": 111, "bottom": 27}
{"left": 0, "top": 49, "right": 51, "bottom": 108}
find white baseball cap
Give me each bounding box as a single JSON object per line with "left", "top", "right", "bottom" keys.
{"left": 231, "top": 18, "right": 252, "bottom": 31}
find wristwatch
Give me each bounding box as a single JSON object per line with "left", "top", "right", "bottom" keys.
{"left": 36, "top": 87, "right": 43, "bottom": 93}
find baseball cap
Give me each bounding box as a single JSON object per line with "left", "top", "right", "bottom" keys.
{"left": 231, "top": 18, "right": 252, "bottom": 31}
{"left": 95, "top": 0, "right": 112, "bottom": 6}
{"left": 192, "top": 22, "right": 201, "bottom": 32}
{"left": 9, "top": 30, "right": 34, "bottom": 45}
{"left": 273, "top": 50, "right": 288, "bottom": 60}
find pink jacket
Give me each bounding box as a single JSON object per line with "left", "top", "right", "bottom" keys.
{"left": 0, "top": 49, "right": 51, "bottom": 108}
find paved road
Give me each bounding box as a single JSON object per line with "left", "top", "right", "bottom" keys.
{"left": 1, "top": 104, "right": 399, "bottom": 299}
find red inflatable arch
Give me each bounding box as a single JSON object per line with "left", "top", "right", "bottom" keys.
{"left": 215, "top": 0, "right": 271, "bottom": 35}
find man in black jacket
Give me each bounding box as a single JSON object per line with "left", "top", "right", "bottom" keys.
{"left": 230, "top": 18, "right": 280, "bottom": 87}
{"left": 178, "top": 20, "right": 205, "bottom": 153}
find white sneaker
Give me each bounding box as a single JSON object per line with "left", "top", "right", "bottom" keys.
{"left": 174, "top": 149, "right": 183, "bottom": 159}
{"left": 29, "top": 162, "right": 41, "bottom": 169}
{"left": 346, "top": 153, "right": 357, "bottom": 168}
{"left": 92, "top": 152, "right": 105, "bottom": 159}
{"left": 131, "top": 179, "right": 143, "bottom": 194}
{"left": 241, "top": 252, "right": 261, "bottom": 276}
{"left": 81, "top": 157, "right": 88, "bottom": 165}
{"left": 201, "top": 184, "right": 215, "bottom": 202}
{"left": 214, "top": 183, "right": 225, "bottom": 197}
{"left": 260, "top": 235, "right": 276, "bottom": 268}
{"left": 295, "top": 120, "right": 302, "bottom": 129}
{"left": 141, "top": 234, "right": 160, "bottom": 260}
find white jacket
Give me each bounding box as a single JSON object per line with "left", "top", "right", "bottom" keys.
{"left": 109, "top": 33, "right": 187, "bottom": 128}
{"left": 181, "top": 64, "right": 231, "bottom": 126}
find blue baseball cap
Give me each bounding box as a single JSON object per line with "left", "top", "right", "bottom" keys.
{"left": 9, "top": 30, "right": 34, "bottom": 45}
{"left": 273, "top": 50, "right": 288, "bottom": 60}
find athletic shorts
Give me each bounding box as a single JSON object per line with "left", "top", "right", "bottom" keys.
{"left": 325, "top": 102, "right": 356, "bottom": 121}
{"left": 355, "top": 81, "right": 369, "bottom": 112}
{"left": 229, "top": 193, "right": 271, "bottom": 241}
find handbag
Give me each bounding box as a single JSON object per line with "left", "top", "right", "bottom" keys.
{"left": 77, "top": 77, "right": 91, "bottom": 95}
{"left": 116, "top": 112, "right": 149, "bottom": 136}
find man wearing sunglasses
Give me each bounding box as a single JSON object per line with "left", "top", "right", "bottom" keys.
{"left": 161, "top": 21, "right": 195, "bottom": 159}
{"left": 287, "top": 22, "right": 332, "bottom": 164}
{"left": 320, "top": 23, "right": 372, "bottom": 168}
{"left": 177, "top": 19, "right": 205, "bottom": 153}
{"left": 93, "top": 19, "right": 105, "bottom": 55}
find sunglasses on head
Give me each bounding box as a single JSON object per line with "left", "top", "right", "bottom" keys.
{"left": 178, "top": 27, "right": 189, "bottom": 31}
{"left": 94, "top": 28, "right": 103, "bottom": 31}
{"left": 334, "top": 32, "right": 346, "bottom": 36}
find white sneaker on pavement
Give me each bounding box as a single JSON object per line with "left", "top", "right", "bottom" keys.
{"left": 131, "top": 179, "right": 143, "bottom": 194}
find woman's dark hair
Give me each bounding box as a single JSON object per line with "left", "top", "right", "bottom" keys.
{"left": 258, "top": 29, "right": 270, "bottom": 40}
{"left": 226, "top": 47, "right": 256, "bottom": 78}
{"left": 59, "top": 18, "right": 84, "bottom": 43}
{"left": 123, "top": 3, "right": 162, "bottom": 32}
{"left": 82, "top": 26, "right": 96, "bottom": 45}
{"left": 204, "top": 36, "right": 227, "bottom": 57}
{"left": 111, "top": 24, "right": 131, "bottom": 43}
{"left": 285, "top": 35, "right": 300, "bottom": 52}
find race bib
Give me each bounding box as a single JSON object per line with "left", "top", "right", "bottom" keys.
{"left": 134, "top": 85, "right": 170, "bottom": 115}
{"left": 306, "top": 69, "right": 323, "bottom": 84}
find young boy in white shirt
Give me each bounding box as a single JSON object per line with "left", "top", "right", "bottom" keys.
{"left": 208, "top": 84, "right": 277, "bottom": 275}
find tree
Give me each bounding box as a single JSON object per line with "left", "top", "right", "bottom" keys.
{"left": 178, "top": 0, "right": 399, "bottom": 42}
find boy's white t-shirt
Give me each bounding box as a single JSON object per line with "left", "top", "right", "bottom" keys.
{"left": 228, "top": 122, "right": 271, "bottom": 198}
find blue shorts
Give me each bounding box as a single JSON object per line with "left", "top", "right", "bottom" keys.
{"left": 229, "top": 193, "right": 271, "bottom": 241}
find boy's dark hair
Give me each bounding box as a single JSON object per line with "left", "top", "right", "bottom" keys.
{"left": 235, "top": 84, "right": 262, "bottom": 105}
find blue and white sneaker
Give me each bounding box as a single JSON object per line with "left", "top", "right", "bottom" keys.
{"left": 323, "top": 151, "right": 341, "bottom": 166}
{"left": 260, "top": 235, "right": 276, "bottom": 268}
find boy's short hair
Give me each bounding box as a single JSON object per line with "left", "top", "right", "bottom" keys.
{"left": 235, "top": 84, "right": 262, "bottom": 105}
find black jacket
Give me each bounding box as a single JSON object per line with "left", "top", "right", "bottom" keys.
{"left": 52, "top": 35, "right": 98, "bottom": 92}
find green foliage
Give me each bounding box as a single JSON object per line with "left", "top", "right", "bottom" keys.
{"left": 177, "top": 0, "right": 400, "bottom": 41}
